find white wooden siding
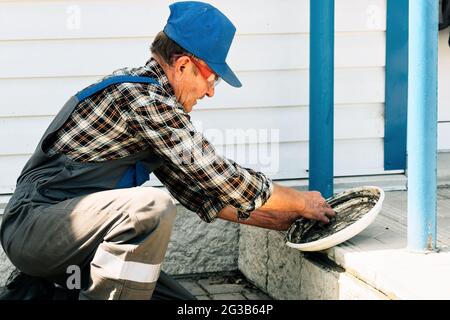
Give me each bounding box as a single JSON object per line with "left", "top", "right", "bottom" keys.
{"left": 0, "top": 0, "right": 389, "bottom": 193}
{"left": 0, "top": 0, "right": 386, "bottom": 40}
{"left": 439, "top": 31, "right": 450, "bottom": 151}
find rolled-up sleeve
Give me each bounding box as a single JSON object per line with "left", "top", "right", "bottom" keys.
{"left": 127, "top": 89, "right": 274, "bottom": 221}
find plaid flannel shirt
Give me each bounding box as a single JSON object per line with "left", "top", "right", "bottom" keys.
{"left": 47, "top": 58, "right": 273, "bottom": 222}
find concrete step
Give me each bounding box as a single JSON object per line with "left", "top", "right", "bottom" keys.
{"left": 239, "top": 187, "right": 450, "bottom": 300}
{"left": 238, "top": 225, "right": 389, "bottom": 300}
{"left": 322, "top": 188, "right": 450, "bottom": 300}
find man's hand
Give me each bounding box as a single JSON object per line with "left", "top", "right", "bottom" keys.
{"left": 217, "top": 184, "right": 336, "bottom": 231}
{"left": 299, "top": 191, "right": 336, "bottom": 223}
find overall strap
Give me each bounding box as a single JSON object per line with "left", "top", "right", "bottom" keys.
{"left": 75, "top": 75, "right": 160, "bottom": 101}
{"left": 74, "top": 75, "right": 161, "bottom": 189}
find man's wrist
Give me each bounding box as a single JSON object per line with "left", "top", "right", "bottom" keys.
{"left": 277, "top": 184, "right": 306, "bottom": 214}
{"left": 295, "top": 191, "right": 306, "bottom": 214}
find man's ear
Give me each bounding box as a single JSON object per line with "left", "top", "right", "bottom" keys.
{"left": 174, "top": 56, "right": 190, "bottom": 79}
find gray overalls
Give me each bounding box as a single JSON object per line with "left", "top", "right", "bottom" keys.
{"left": 0, "top": 76, "right": 180, "bottom": 299}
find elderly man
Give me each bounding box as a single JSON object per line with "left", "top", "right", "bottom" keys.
{"left": 0, "top": 1, "right": 335, "bottom": 300}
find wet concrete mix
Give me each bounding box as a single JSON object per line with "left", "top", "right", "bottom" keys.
{"left": 286, "top": 189, "right": 380, "bottom": 244}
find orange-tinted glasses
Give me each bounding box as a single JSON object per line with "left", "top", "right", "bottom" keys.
{"left": 190, "top": 57, "right": 221, "bottom": 87}
{"left": 172, "top": 54, "right": 221, "bottom": 87}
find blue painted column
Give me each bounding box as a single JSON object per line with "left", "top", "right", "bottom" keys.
{"left": 407, "top": 0, "right": 438, "bottom": 252}
{"left": 384, "top": 0, "right": 408, "bottom": 171}
{"left": 309, "top": 0, "right": 335, "bottom": 198}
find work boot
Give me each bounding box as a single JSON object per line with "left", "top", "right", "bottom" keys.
{"left": 52, "top": 284, "right": 80, "bottom": 300}
{"left": 0, "top": 269, "right": 55, "bottom": 300}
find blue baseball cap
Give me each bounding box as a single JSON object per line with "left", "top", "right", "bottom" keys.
{"left": 163, "top": 1, "right": 242, "bottom": 88}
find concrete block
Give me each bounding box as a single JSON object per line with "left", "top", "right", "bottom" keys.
{"left": 238, "top": 225, "right": 269, "bottom": 291}
{"left": 163, "top": 205, "right": 239, "bottom": 275}
{"left": 266, "top": 230, "right": 303, "bottom": 300}
{"left": 299, "top": 256, "right": 340, "bottom": 300}
{"left": 0, "top": 246, "right": 15, "bottom": 287}
{"left": 238, "top": 227, "right": 350, "bottom": 300}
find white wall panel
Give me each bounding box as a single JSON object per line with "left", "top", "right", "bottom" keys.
{"left": 0, "top": 68, "right": 385, "bottom": 117}
{"left": 0, "top": 138, "right": 387, "bottom": 193}
{"left": 0, "top": 33, "right": 386, "bottom": 79}
{"left": 0, "top": 155, "right": 28, "bottom": 193}
{"left": 1, "top": 0, "right": 386, "bottom": 41}
{"left": 194, "top": 104, "right": 384, "bottom": 143}
{"left": 439, "top": 122, "right": 450, "bottom": 151}
{"left": 0, "top": 104, "right": 384, "bottom": 155}
{"left": 0, "top": 0, "right": 392, "bottom": 194}
{"left": 0, "top": 0, "right": 168, "bottom": 40}
{"left": 0, "top": 76, "right": 99, "bottom": 117}
{"left": 0, "top": 116, "right": 51, "bottom": 155}
{"left": 439, "top": 32, "right": 450, "bottom": 122}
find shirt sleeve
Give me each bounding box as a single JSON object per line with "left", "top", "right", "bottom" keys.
{"left": 126, "top": 85, "right": 274, "bottom": 221}
{"left": 153, "top": 163, "right": 227, "bottom": 222}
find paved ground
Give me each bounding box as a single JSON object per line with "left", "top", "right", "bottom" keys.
{"left": 173, "top": 271, "right": 272, "bottom": 300}
{"left": 0, "top": 270, "right": 272, "bottom": 300}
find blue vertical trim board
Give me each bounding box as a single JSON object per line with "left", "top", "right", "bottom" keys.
{"left": 309, "top": 0, "right": 335, "bottom": 198}
{"left": 384, "top": 0, "right": 409, "bottom": 170}
{"left": 407, "top": 0, "right": 438, "bottom": 252}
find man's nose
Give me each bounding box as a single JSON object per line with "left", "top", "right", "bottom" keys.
{"left": 206, "top": 85, "right": 215, "bottom": 97}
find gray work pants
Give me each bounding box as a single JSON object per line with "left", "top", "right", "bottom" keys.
{"left": 1, "top": 186, "right": 177, "bottom": 300}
